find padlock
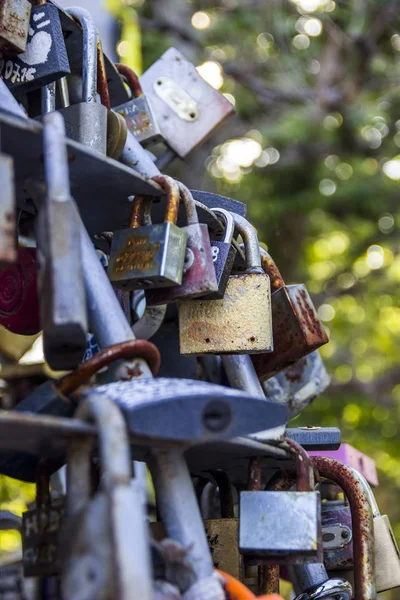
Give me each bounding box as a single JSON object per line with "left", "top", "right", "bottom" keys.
{"left": 200, "top": 207, "right": 237, "bottom": 300}
{"left": 140, "top": 47, "right": 235, "bottom": 158}
{"left": 309, "top": 443, "right": 379, "bottom": 487}
{"left": 179, "top": 214, "right": 273, "bottom": 355}
{"left": 0, "top": 511, "right": 39, "bottom": 600}
{"left": 239, "top": 441, "right": 322, "bottom": 563}
{"left": 343, "top": 468, "right": 400, "bottom": 593}
{"left": 114, "top": 62, "right": 164, "bottom": 147}
{"left": 145, "top": 182, "right": 218, "bottom": 305}
{"left": 0, "top": 0, "right": 31, "bottom": 56}
{"left": 108, "top": 175, "right": 187, "bottom": 290}
{"left": 262, "top": 351, "right": 330, "bottom": 419}
{"left": 251, "top": 249, "right": 329, "bottom": 381}
{"left": 0, "top": 151, "right": 16, "bottom": 266}
{"left": 35, "top": 111, "right": 88, "bottom": 370}
{"left": 202, "top": 472, "right": 243, "bottom": 581}
{"left": 0, "top": 247, "right": 40, "bottom": 335}
{"left": 61, "top": 393, "right": 153, "bottom": 600}
{"left": 0, "top": 0, "right": 70, "bottom": 91}
{"left": 58, "top": 7, "right": 108, "bottom": 154}
{"left": 22, "top": 463, "right": 64, "bottom": 578}
{"left": 320, "top": 500, "right": 353, "bottom": 572}
{"left": 290, "top": 563, "right": 352, "bottom": 600}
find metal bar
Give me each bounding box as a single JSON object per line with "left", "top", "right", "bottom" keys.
{"left": 311, "top": 456, "right": 376, "bottom": 600}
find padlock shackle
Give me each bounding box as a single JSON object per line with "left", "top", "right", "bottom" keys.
{"left": 259, "top": 248, "right": 285, "bottom": 292}
{"left": 152, "top": 175, "right": 181, "bottom": 225}
{"left": 177, "top": 182, "right": 199, "bottom": 225}
{"left": 128, "top": 195, "right": 147, "bottom": 229}
{"left": 97, "top": 37, "right": 111, "bottom": 110}
{"left": 66, "top": 394, "right": 132, "bottom": 518}
{"left": 210, "top": 208, "right": 235, "bottom": 244}
{"left": 115, "top": 63, "right": 143, "bottom": 99}
{"left": 41, "top": 82, "right": 56, "bottom": 114}
{"left": 36, "top": 460, "right": 52, "bottom": 510}
{"left": 311, "top": 456, "right": 376, "bottom": 600}
{"left": 66, "top": 7, "right": 97, "bottom": 104}
{"left": 232, "top": 214, "right": 262, "bottom": 272}
{"left": 347, "top": 467, "right": 380, "bottom": 518}
{"left": 286, "top": 438, "right": 313, "bottom": 492}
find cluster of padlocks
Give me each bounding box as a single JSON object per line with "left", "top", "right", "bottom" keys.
{"left": 0, "top": 2, "right": 399, "bottom": 599}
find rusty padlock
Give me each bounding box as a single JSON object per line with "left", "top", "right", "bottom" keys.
{"left": 252, "top": 249, "right": 328, "bottom": 381}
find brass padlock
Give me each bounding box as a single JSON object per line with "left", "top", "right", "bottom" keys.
{"left": 108, "top": 175, "right": 187, "bottom": 290}
{"left": 179, "top": 214, "right": 273, "bottom": 355}
{"left": 252, "top": 249, "right": 328, "bottom": 380}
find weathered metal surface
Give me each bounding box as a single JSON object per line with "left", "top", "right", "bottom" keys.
{"left": 0, "top": 152, "right": 16, "bottom": 265}
{"left": 252, "top": 284, "right": 329, "bottom": 381}
{"left": 247, "top": 456, "right": 263, "bottom": 492}
{"left": 204, "top": 519, "right": 242, "bottom": 580}
{"left": 309, "top": 444, "right": 379, "bottom": 487}
{"left": 210, "top": 470, "right": 234, "bottom": 519}
{"left": 263, "top": 351, "right": 331, "bottom": 419}
{"left": 0, "top": 248, "right": 40, "bottom": 335}
{"left": 0, "top": 0, "right": 31, "bottom": 56}
{"left": 293, "top": 577, "right": 353, "bottom": 600}
{"left": 0, "top": 3, "right": 70, "bottom": 91}
{"left": 239, "top": 490, "right": 321, "bottom": 562}
{"left": 285, "top": 438, "right": 313, "bottom": 492}
{"left": 58, "top": 340, "right": 161, "bottom": 395}
{"left": 140, "top": 47, "right": 235, "bottom": 158}
{"left": 179, "top": 272, "right": 273, "bottom": 355}
{"left": 311, "top": 456, "right": 376, "bottom": 600}
{"left": 77, "top": 377, "right": 287, "bottom": 442}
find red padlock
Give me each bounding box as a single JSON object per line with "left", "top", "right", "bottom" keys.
{"left": 0, "top": 248, "right": 41, "bottom": 335}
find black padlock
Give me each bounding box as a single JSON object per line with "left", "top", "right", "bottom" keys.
{"left": 0, "top": 0, "right": 70, "bottom": 91}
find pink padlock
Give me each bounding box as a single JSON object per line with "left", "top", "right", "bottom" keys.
{"left": 309, "top": 443, "right": 379, "bottom": 487}
{"left": 0, "top": 248, "right": 41, "bottom": 335}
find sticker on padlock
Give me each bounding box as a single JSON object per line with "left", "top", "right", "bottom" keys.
{"left": 0, "top": 247, "right": 40, "bottom": 335}
{"left": 200, "top": 208, "right": 237, "bottom": 300}
{"left": 252, "top": 249, "right": 329, "bottom": 381}
{"left": 145, "top": 182, "right": 218, "bottom": 305}
{"left": 240, "top": 441, "right": 322, "bottom": 563}
{"left": 22, "top": 464, "right": 64, "bottom": 578}
{"left": 114, "top": 62, "right": 164, "bottom": 147}
{"left": 0, "top": 0, "right": 70, "bottom": 91}
{"left": 108, "top": 175, "right": 187, "bottom": 290}
{"left": 0, "top": 0, "right": 31, "bottom": 56}
{"left": 140, "top": 47, "right": 235, "bottom": 158}
{"left": 58, "top": 7, "right": 108, "bottom": 154}
{"left": 179, "top": 214, "right": 273, "bottom": 355}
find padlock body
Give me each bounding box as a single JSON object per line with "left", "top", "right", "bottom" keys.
{"left": 0, "top": 248, "right": 40, "bottom": 335}
{"left": 145, "top": 223, "right": 218, "bottom": 304}
{"left": 373, "top": 515, "right": 400, "bottom": 592}
{"left": 252, "top": 284, "right": 329, "bottom": 381}
{"left": 205, "top": 518, "right": 243, "bottom": 580}
{"left": 0, "top": 0, "right": 31, "bottom": 56}
{"left": 115, "top": 95, "right": 164, "bottom": 147}
{"left": 0, "top": 153, "right": 16, "bottom": 265}
{"left": 202, "top": 241, "right": 237, "bottom": 299}
{"left": 179, "top": 272, "right": 273, "bottom": 355}
{"left": 22, "top": 499, "right": 64, "bottom": 578}
{"left": 321, "top": 504, "right": 353, "bottom": 572}
{"left": 0, "top": 4, "right": 70, "bottom": 91}
{"left": 58, "top": 103, "right": 108, "bottom": 155}
{"left": 108, "top": 223, "right": 187, "bottom": 290}
{"left": 239, "top": 491, "right": 322, "bottom": 563}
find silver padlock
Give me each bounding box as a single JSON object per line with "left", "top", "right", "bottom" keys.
{"left": 114, "top": 62, "right": 163, "bottom": 147}
{"left": 239, "top": 440, "right": 322, "bottom": 563}
{"left": 61, "top": 393, "right": 153, "bottom": 600}
{"left": 290, "top": 563, "right": 352, "bottom": 600}
{"left": 36, "top": 111, "right": 88, "bottom": 370}
{"left": 58, "top": 7, "right": 107, "bottom": 154}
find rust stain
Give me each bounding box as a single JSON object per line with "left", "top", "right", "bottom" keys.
{"left": 115, "top": 63, "right": 143, "bottom": 98}
{"left": 247, "top": 456, "right": 263, "bottom": 492}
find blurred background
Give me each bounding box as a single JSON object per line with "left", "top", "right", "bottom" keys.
{"left": 1, "top": 0, "right": 400, "bottom": 597}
